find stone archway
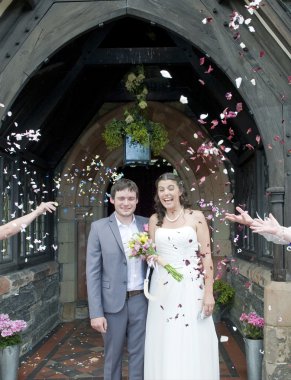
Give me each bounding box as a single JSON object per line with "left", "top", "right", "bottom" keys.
{"left": 1, "top": 3, "right": 290, "bottom": 375}
{"left": 0, "top": 1, "right": 289, "bottom": 190}
{"left": 57, "top": 101, "right": 232, "bottom": 320}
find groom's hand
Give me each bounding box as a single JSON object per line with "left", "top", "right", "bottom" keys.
{"left": 91, "top": 317, "right": 107, "bottom": 333}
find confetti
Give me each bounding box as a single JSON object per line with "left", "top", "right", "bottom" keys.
{"left": 202, "top": 17, "right": 213, "bottom": 24}
{"left": 179, "top": 95, "right": 188, "bottom": 104}
{"left": 160, "top": 70, "right": 172, "bottom": 79}
{"left": 235, "top": 77, "right": 242, "bottom": 88}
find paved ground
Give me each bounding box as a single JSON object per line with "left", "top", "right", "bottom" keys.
{"left": 18, "top": 319, "right": 247, "bottom": 379}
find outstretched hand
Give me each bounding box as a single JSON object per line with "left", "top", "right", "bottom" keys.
{"left": 250, "top": 213, "right": 280, "bottom": 235}
{"left": 35, "top": 201, "right": 58, "bottom": 216}
{"left": 225, "top": 206, "right": 254, "bottom": 226}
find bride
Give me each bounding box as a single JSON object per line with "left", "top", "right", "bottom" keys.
{"left": 144, "top": 172, "right": 219, "bottom": 380}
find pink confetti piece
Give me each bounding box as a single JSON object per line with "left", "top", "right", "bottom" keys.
{"left": 233, "top": 32, "right": 240, "bottom": 40}
{"left": 210, "top": 119, "right": 219, "bottom": 129}
{"left": 199, "top": 57, "right": 205, "bottom": 65}
{"left": 252, "top": 66, "right": 262, "bottom": 72}
{"left": 202, "top": 17, "right": 213, "bottom": 24}
{"left": 236, "top": 102, "right": 243, "bottom": 112}
{"left": 205, "top": 65, "right": 214, "bottom": 74}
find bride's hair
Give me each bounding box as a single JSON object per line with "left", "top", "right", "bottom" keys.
{"left": 154, "top": 172, "right": 191, "bottom": 226}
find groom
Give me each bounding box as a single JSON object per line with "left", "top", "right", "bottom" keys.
{"left": 86, "top": 178, "right": 148, "bottom": 380}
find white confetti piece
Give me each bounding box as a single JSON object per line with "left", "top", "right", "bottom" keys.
{"left": 235, "top": 77, "right": 242, "bottom": 88}
{"left": 220, "top": 335, "right": 229, "bottom": 342}
{"left": 160, "top": 70, "right": 172, "bottom": 78}
{"left": 179, "top": 95, "right": 188, "bottom": 104}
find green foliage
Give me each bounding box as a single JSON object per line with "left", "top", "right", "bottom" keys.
{"left": 102, "top": 120, "right": 124, "bottom": 150}
{"left": 150, "top": 121, "right": 169, "bottom": 156}
{"left": 0, "top": 334, "right": 21, "bottom": 349}
{"left": 213, "top": 279, "right": 235, "bottom": 308}
{"left": 103, "top": 66, "right": 168, "bottom": 156}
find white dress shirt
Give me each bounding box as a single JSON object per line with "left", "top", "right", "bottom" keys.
{"left": 115, "top": 214, "right": 144, "bottom": 291}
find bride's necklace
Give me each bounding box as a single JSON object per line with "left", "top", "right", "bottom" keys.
{"left": 165, "top": 208, "right": 184, "bottom": 222}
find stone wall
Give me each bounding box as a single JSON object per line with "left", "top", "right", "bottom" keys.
{"left": 263, "top": 282, "right": 291, "bottom": 380}
{"left": 0, "top": 261, "right": 60, "bottom": 356}
{"left": 229, "top": 258, "right": 270, "bottom": 331}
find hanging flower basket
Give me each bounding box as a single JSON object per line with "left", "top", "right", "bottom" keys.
{"left": 102, "top": 66, "right": 169, "bottom": 156}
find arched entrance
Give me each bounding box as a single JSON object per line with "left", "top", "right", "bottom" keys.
{"left": 1, "top": 3, "right": 290, "bottom": 376}
{"left": 58, "top": 101, "right": 232, "bottom": 317}
{"left": 106, "top": 162, "right": 174, "bottom": 218}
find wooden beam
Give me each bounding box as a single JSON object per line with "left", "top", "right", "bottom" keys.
{"left": 0, "top": 0, "right": 13, "bottom": 18}
{"left": 86, "top": 47, "right": 190, "bottom": 65}
{"left": 24, "top": 0, "right": 38, "bottom": 10}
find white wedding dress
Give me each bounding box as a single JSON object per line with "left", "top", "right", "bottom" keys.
{"left": 144, "top": 226, "right": 219, "bottom": 380}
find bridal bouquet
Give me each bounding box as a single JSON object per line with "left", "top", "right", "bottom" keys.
{"left": 128, "top": 229, "right": 183, "bottom": 282}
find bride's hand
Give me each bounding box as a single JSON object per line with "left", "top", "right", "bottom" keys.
{"left": 203, "top": 293, "right": 215, "bottom": 316}
{"left": 146, "top": 255, "right": 166, "bottom": 267}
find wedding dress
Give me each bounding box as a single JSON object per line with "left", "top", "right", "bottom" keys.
{"left": 144, "top": 226, "right": 220, "bottom": 380}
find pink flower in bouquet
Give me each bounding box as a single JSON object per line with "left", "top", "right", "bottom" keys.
{"left": 128, "top": 231, "right": 183, "bottom": 281}
{"left": 0, "top": 313, "right": 27, "bottom": 348}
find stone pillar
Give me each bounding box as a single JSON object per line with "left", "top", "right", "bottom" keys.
{"left": 75, "top": 207, "right": 90, "bottom": 319}
{"left": 58, "top": 205, "right": 77, "bottom": 321}
{"left": 263, "top": 281, "right": 291, "bottom": 379}
{"left": 267, "top": 187, "right": 286, "bottom": 282}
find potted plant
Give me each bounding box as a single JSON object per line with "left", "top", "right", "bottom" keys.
{"left": 102, "top": 66, "right": 169, "bottom": 156}
{"left": 213, "top": 278, "right": 235, "bottom": 322}
{"left": 240, "top": 311, "right": 264, "bottom": 380}
{"left": 0, "top": 313, "right": 27, "bottom": 380}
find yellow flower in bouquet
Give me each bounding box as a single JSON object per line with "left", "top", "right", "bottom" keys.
{"left": 128, "top": 229, "right": 183, "bottom": 282}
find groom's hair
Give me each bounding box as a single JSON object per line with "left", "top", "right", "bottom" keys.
{"left": 110, "top": 178, "right": 139, "bottom": 199}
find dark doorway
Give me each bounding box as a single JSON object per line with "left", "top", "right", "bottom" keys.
{"left": 107, "top": 160, "right": 173, "bottom": 218}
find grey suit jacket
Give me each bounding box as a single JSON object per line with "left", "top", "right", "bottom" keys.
{"left": 86, "top": 213, "right": 148, "bottom": 319}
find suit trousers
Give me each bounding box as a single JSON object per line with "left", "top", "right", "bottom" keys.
{"left": 103, "top": 293, "right": 148, "bottom": 380}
